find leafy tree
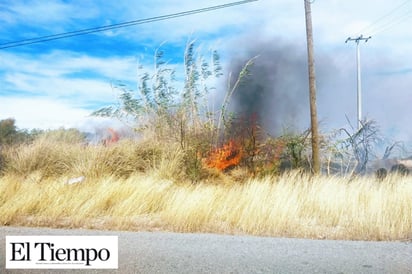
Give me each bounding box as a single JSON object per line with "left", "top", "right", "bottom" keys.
{"left": 283, "top": 132, "right": 311, "bottom": 170}
{"left": 0, "top": 118, "right": 18, "bottom": 145}
{"left": 0, "top": 118, "right": 44, "bottom": 153}
{"left": 0, "top": 118, "right": 84, "bottom": 147}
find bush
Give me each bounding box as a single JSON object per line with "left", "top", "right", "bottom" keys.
{"left": 390, "top": 164, "right": 409, "bottom": 176}
{"left": 2, "top": 140, "right": 74, "bottom": 178}
{"left": 0, "top": 118, "right": 36, "bottom": 146}
{"left": 375, "top": 168, "right": 387, "bottom": 181}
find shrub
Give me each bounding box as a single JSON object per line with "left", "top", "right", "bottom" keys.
{"left": 2, "top": 139, "right": 76, "bottom": 178}
{"left": 390, "top": 164, "right": 409, "bottom": 176}
{"left": 0, "top": 118, "right": 37, "bottom": 146}
{"left": 375, "top": 168, "right": 388, "bottom": 181}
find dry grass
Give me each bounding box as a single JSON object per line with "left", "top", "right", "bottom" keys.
{"left": 1, "top": 137, "right": 411, "bottom": 241}
{"left": 1, "top": 138, "right": 184, "bottom": 180}
{"left": 1, "top": 171, "right": 411, "bottom": 241}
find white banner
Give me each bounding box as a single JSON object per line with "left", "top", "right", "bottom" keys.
{"left": 6, "top": 236, "right": 118, "bottom": 269}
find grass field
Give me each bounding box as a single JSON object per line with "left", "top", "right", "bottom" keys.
{"left": 0, "top": 137, "right": 411, "bottom": 241}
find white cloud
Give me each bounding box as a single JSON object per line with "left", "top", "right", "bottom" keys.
{"left": 4, "top": 72, "right": 115, "bottom": 102}
{"left": 1, "top": 51, "right": 138, "bottom": 80}
{"left": 0, "top": 50, "right": 141, "bottom": 106}
{"left": 0, "top": 0, "right": 99, "bottom": 25}
{"left": 0, "top": 97, "right": 90, "bottom": 129}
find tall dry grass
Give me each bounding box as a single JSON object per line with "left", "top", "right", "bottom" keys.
{"left": 1, "top": 171, "right": 411, "bottom": 241}
{"left": 1, "top": 138, "right": 185, "bottom": 180}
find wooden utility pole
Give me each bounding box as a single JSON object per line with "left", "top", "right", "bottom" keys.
{"left": 304, "top": 0, "right": 320, "bottom": 174}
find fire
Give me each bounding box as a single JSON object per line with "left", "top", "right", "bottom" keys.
{"left": 205, "top": 140, "right": 243, "bottom": 171}
{"left": 103, "top": 128, "right": 119, "bottom": 146}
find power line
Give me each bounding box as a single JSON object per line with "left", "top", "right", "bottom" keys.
{"left": 356, "top": 0, "right": 411, "bottom": 35}
{"left": 0, "top": 0, "right": 258, "bottom": 50}
{"left": 369, "top": 10, "right": 412, "bottom": 36}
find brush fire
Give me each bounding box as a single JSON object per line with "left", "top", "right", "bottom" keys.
{"left": 205, "top": 140, "right": 243, "bottom": 171}
{"left": 103, "top": 128, "right": 119, "bottom": 146}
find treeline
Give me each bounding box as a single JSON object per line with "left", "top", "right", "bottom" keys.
{"left": 0, "top": 118, "right": 40, "bottom": 145}
{"left": 0, "top": 118, "right": 85, "bottom": 146}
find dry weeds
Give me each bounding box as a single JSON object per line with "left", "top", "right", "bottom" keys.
{"left": 1, "top": 171, "right": 411, "bottom": 241}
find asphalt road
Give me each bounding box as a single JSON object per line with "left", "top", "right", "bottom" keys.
{"left": 1, "top": 226, "right": 411, "bottom": 273}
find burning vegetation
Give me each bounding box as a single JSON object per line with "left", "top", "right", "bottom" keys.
{"left": 204, "top": 140, "right": 243, "bottom": 171}
{"left": 103, "top": 128, "right": 120, "bottom": 146}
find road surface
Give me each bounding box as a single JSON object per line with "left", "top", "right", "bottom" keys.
{"left": 1, "top": 226, "right": 411, "bottom": 273}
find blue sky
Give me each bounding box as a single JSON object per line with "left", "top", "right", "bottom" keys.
{"left": 0, "top": 0, "right": 411, "bottom": 145}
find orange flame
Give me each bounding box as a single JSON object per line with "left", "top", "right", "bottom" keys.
{"left": 103, "top": 128, "right": 119, "bottom": 146}
{"left": 205, "top": 140, "right": 243, "bottom": 171}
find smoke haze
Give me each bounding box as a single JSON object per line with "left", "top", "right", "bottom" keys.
{"left": 223, "top": 35, "right": 412, "bottom": 156}
{"left": 226, "top": 39, "right": 312, "bottom": 136}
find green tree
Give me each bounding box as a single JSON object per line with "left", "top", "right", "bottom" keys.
{"left": 0, "top": 118, "right": 19, "bottom": 145}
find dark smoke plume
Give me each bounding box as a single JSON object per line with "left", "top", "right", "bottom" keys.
{"left": 226, "top": 39, "right": 311, "bottom": 136}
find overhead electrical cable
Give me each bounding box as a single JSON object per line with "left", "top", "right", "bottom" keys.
{"left": 369, "top": 10, "right": 412, "bottom": 35}
{"left": 0, "top": 0, "right": 258, "bottom": 49}
{"left": 356, "top": 0, "right": 411, "bottom": 35}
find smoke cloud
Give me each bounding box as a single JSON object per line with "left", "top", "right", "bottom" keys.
{"left": 226, "top": 39, "right": 319, "bottom": 136}
{"left": 220, "top": 34, "right": 412, "bottom": 155}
